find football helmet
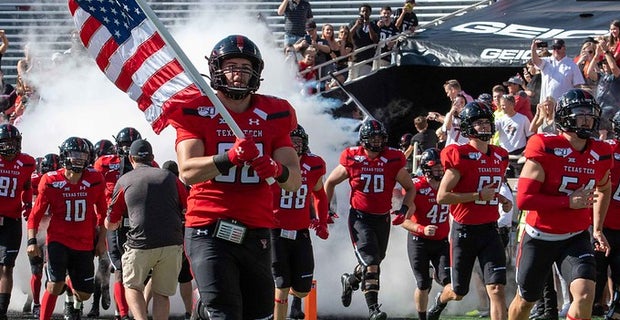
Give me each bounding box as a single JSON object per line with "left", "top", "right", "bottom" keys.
{"left": 459, "top": 101, "right": 495, "bottom": 141}
{"left": 290, "top": 124, "right": 309, "bottom": 155}
{"left": 419, "top": 148, "right": 443, "bottom": 181}
{"left": 359, "top": 119, "right": 388, "bottom": 152}
{"left": 83, "top": 138, "right": 95, "bottom": 166}
{"left": 0, "top": 124, "right": 22, "bottom": 157}
{"left": 555, "top": 89, "right": 600, "bottom": 139}
{"left": 40, "top": 153, "right": 60, "bottom": 174}
{"left": 399, "top": 133, "right": 413, "bottom": 151}
{"left": 59, "top": 137, "right": 90, "bottom": 173}
{"left": 114, "top": 127, "right": 142, "bottom": 156}
{"left": 94, "top": 139, "right": 115, "bottom": 158}
{"left": 207, "top": 35, "right": 264, "bottom": 100}
{"left": 612, "top": 111, "right": 620, "bottom": 138}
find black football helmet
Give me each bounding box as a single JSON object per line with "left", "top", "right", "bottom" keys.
{"left": 459, "top": 101, "right": 495, "bottom": 141}
{"left": 207, "top": 35, "right": 264, "bottom": 100}
{"left": 555, "top": 89, "right": 600, "bottom": 139}
{"left": 399, "top": 133, "right": 413, "bottom": 151}
{"left": 40, "top": 153, "right": 60, "bottom": 174}
{"left": 0, "top": 124, "right": 22, "bottom": 157}
{"left": 114, "top": 127, "right": 142, "bottom": 156}
{"left": 83, "top": 138, "right": 95, "bottom": 166}
{"left": 59, "top": 137, "right": 90, "bottom": 173}
{"left": 419, "top": 148, "right": 443, "bottom": 181}
{"left": 612, "top": 111, "right": 620, "bottom": 138}
{"left": 94, "top": 139, "right": 115, "bottom": 158}
{"left": 359, "top": 119, "right": 388, "bottom": 152}
{"left": 290, "top": 124, "right": 309, "bottom": 156}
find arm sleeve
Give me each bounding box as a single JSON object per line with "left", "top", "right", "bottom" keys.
{"left": 312, "top": 188, "right": 328, "bottom": 225}
{"left": 517, "top": 177, "right": 569, "bottom": 211}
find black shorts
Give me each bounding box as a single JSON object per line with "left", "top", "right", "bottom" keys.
{"left": 348, "top": 208, "right": 390, "bottom": 266}
{"left": 515, "top": 230, "right": 595, "bottom": 302}
{"left": 270, "top": 228, "right": 314, "bottom": 293}
{"left": 106, "top": 228, "right": 127, "bottom": 271}
{"left": 407, "top": 234, "right": 450, "bottom": 290}
{"left": 450, "top": 221, "right": 506, "bottom": 296}
{"left": 45, "top": 242, "right": 95, "bottom": 294}
{"left": 185, "top": 225, "right": 274, "bottom": 319}
{"left": 177, "top": 252, "right": 193, "bottom": 284}
{"left": 0, "top": 217, "right": 22, "bottom": 267}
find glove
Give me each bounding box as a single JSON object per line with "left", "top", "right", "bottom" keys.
{"left": 327, "top": 210, "right": 339, "bottom": 224}
{"left": 251, "top": 155, "right": 283, "bottom": 180}
{"left": 22, "top": 204, "right": 32, "bottom": 221}
{"left": 315, "top": 223, "right": 329, "bottom": 240}
{"left": 309, "top": 218, "right": 320, "bottom": 230}
{"left": 227, "top": 138, "right": 259, "bottom": 166}
{"left": 391, "top": 205, "right": 409, "bottom": 226}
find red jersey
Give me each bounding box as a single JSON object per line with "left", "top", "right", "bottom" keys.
{"left": 0, "top": 153, "right": 36, "bottom": 218}
{"left": 523, "top": 134, "right": 612, "bottom": 234}
{"left": 441, "top": 143, "right": 509, "bottom": 224}
{"left": 169, "top": 94, "right": 297, "bottom": 229}
{"left": 273, "top": 153, "right": 326, "bottom": 230}
{"left": 607, "top": 140, "right": 620, "bottom": 230}
{"left": 31, "top": 172, "right": 42, "bottom": 197}
{"left": 409, "top": 175, "right": 450, "bottom": 240}
{"left": 28, "top": 168, "right": 107, "bottom": 251}
{"left": 340, "top": 146, "right": 406, "bottom": 214}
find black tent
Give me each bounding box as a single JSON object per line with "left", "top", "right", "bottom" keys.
{"left": 324, "top": 0, "right": 617, "bottom": 145}
{"left": 399, "top": 0, "right": 613, "bottom": 67}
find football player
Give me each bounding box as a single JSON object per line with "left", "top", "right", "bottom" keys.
{"left": 508, "top": 89, "right": 612, "bottom": 320}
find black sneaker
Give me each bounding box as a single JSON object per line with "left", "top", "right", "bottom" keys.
{"left": 369, "top": 304, "right": 387, "bottom": 320}
{"left": 32, "top": 304, "right": 41, "bottom": 319}
{"left": 64, "top": 302, "right": 75, "bottom": 320}
{"left": 427, "top": 292, "right": 447, "bottom": 320}
{"left": 87, "top": 305, "right": 99, "bottom": 318}
{"left": 101, "top": 285, "right": 111, "bottom": 310}
{"left": 289, "top": 297, "right": 305, "bottom": 319}
{"left": 341, "top": 273, "right": 353, "bottom": 307}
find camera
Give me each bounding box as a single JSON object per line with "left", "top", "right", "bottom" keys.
{"left": 304, "top": 35, "right": 311, "bottom": 43}
{"left": 536, "top": 41, "right": 548, "bottom": 48}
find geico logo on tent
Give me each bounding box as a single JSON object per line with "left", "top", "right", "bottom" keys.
{"left": 451, "top": 22, "right": 607, "bottom": 39}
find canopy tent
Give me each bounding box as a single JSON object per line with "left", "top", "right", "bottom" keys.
{"left": 398, "top": 0, "right": 614, "bottom": 67}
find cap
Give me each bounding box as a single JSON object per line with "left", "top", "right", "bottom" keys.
{"left": 552, "top": 39, "right": 565, "bottom": 49}
{"left": 162, "top": 160, "right": 179, "bottom": 176}
{"left": 129, "top": 139, "right": 153, "bottom": 158}
{"left": 502, "top": 76, "right": 523, "bottom": 86}
{"left": 305, "top": 21, "right": 316, "bottom": 30}
{"left": 477, "top": 93, "right": 493, "bottom": 103}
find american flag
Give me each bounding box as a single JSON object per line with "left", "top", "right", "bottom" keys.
{"left": 68, "top": 0, "right": 203, "bottom": 134}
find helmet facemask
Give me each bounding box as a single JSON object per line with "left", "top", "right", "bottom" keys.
{"left": 210, "top": 63, "right": 261, "bottom": 100}
{"left": 63, "top": 151, "right": 89, "bottom": 173}
{"left": 0, "top": 137, "right": 20, "bottom": 157}
{"left": 557, "top": 105, "right": 600, "bottom": 139}
{"left": 423, "top": 163, "right": 444, "bottom": 181}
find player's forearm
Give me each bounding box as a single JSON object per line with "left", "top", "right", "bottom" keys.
{"left": 179, "top": 155, "right": 223, "bottom": 185}
{"left": 593, "top": 183, "right": 611, "bottom": 233}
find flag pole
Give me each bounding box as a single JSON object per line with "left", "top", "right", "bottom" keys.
{"left": 134, "top": 0, "right": 245, "bottom": 139}
{"left": 134, "top": 0, "right": 275, "bottom": 184}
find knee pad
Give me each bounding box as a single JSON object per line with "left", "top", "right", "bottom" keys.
{"left": 362, "top": 265, "right": 380, "bottom": 292}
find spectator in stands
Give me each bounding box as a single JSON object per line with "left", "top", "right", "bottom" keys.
{"left": 0, "top": 30, "right": 7, "bottom": 68}
{"left": 335, "top": 26, "right": 354, "bottom": 83}
{"left": 586, "top": 38, "right": 620, "bottom": 139}
{"left": 607, "top": 20, "right": 620, "bottom": 66}
{"left": 277, "top": 0, "right": 313, "bottom": 47}
{"left": 17, "top": 43, "right": 34, "bottom": 81}
{"left": 574, "top": 39, "right": 598, "bottom": 92}
{"left": 348, "top": 4, "right": 379, "bottom": 80}
{"left": 443, "top": 79, "right": 473, "bottom": 103}
{"left": 0, "top": 70, "right": 16, "bottom": 115}
{"left": 494, "top": 94, "right": 532, "bottom": 177}
{"left": 442, "top": 93, "right": 469, "bottom": 146}
{"left": 393, "top": 0, "right": 418, "bottom": 34}
{"left": 298, "top": 46, "right": 317, "bottom": 82}
{"left": 522, "top": 59, "right": 541, "bottom": 112}
{"left": 435, "top": 127, "right": 447, "bottom": 150}
{"left": 293, "top": 21, "right": 327, "bottom": 62}
{"left": 5, "top": 76, "right": 37, "bottom": 125}
{"left": 531, "top": 39, "right": 584, "bottom": 102}
{"left": 529, "top": 97, "right": 557, "bottom": 134}
{"left": 404, "top": 116, "right": 438, "bottom": 160}
{"left": 373, "top": 6, "right": 399, "bottom": 69}
{"left": 317, "top": 24, "right": 340, "bottom": 78}
{"left": 502, "top": 76, "right": 533, "bottom": 120}
{"left": 489, "top": 85, "right": 506, "bottom": 146}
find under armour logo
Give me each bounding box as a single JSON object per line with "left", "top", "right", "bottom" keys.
{"left": 235, "top": 147, "right": 244, "bottom": 156}
{"left": 568, "top": 158, "right": 576, "bottom": 163}
{"left": 196, "top": 229, "right": 209, "bottom": 236}
{"left": 458, "top": 232, "right": 467, "bottom": 238}
{"left": 218, "top": 118, "right": 226, "bottom": 124}
{"left": 587, "top": 158, "right": 595, "bottom": 164}
{"left": 249, "top": 119, "right": 260, "bottom": 126}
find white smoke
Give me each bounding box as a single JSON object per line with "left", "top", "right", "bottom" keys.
{"left": 10, "top": 2, "right": 490, "bottom": 318}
